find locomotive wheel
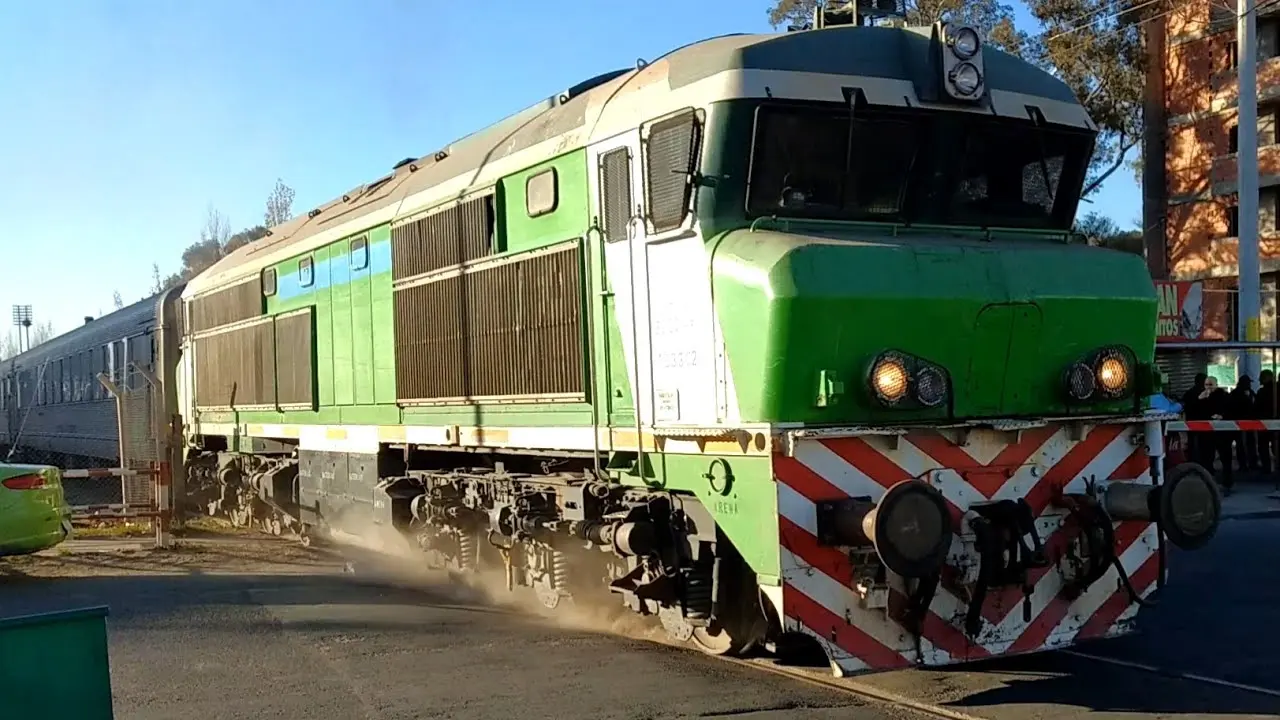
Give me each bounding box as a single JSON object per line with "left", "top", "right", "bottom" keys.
{"left": 688, "top": 548, "right": 766, "bottom": 657}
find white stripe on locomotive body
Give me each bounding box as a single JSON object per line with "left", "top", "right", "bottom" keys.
{"left": 181, "top": 63, "right": 1092, "bottom": 302}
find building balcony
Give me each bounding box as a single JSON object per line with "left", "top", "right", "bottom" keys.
{"left": 1211, "top": 143, "right": 1280, "bottom": 194}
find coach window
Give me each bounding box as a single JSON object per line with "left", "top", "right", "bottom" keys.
{"left": 351, "top": 237, "right": 368, "bottom": 270}
{"left": 299, "top": 257, "right": 314, "bottom": 287}
{"left": 262, "top": 268, "right": 277, "bottom": 297}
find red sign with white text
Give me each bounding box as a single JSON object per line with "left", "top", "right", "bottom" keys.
{"left": 1155, "top": 280, "right": 1205, "bottom": 341}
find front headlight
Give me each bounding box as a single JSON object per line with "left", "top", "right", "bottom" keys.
{"left": 1062, "top": 346, "right": 1135, "bottom": 403}
{"left": 868, "top": 351, "right": 951, "bottom": 409}
{"left": 1096, "top": 350, "right": 1131, "bottom": 398}
{"left": 871, "top": 353, "right": 910, "bottom": 405}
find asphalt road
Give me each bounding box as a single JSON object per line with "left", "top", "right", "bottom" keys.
{"left": 0, "top": 540, "right": 919, "bottom": 720}
{"left": 844, "top": 515, "right": 1280, "bottom": 719}
{"left": 2, "top": 517, "right": 1279, "bottom": 720}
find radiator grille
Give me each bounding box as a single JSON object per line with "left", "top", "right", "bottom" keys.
{"left": 193, "top": 320, "right": 276, "bottom": 408}
{"left": 189, "top": 277, "right": 263, "bottom": 333}
{"left": 275, "top": 310, "right": 315, "bottom": 407}
{"left": 394, "top": 244, "right": 585, "bottom": 402}
{"left": 392, "top": 195, "right": 494, "bottom": 280}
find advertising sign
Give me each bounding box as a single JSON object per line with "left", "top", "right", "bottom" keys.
{"left": 1155, "top": 280, "right": 1204, "bottom": 341}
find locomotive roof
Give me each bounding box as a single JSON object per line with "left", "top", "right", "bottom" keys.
{"left": 184, "top": 25, "right": 1089, "bottom": 299}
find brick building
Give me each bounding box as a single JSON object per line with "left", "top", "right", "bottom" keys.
{"left": 1149, "top": 3, "right": 1280, "bottom": 388}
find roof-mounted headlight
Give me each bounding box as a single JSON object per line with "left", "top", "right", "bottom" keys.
{"left": 950, "top": 26, "right": 980, "bottom": 59}
{"left": 937, "top": 22, "right": 986, "bottom": 102}
{"left": 949, "top": 62, "right": 983, "bottom": 97}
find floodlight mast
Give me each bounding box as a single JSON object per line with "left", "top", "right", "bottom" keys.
{"left": 11, "top": 305, "right": 32, "bottom": 354}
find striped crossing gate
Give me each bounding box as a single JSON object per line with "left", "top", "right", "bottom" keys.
{"left": 63, "top": 463, "right": 172, "bottom": 547}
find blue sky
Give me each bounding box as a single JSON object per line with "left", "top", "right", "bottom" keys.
{"left": 0, "top": 0, "right": 1141, "bottom": 339}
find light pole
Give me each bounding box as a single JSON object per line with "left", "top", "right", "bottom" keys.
{"left": 11, "top": 305, "right": 32, "bottom": 354}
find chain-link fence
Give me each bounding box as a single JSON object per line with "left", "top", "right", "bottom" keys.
{"left": 0, "top": 363, "right": 170, "bottom": 545}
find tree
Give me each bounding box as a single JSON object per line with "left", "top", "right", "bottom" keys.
{"left": 264, "top": 178, "right": 296, "bottom": 228}
{"left": 1, "top": 321, "right": 56, "bottom": 360}
{"left": 224, "top": 225, "right": 269, "bottom": 254}
{"left": 1024, "top": 0, "right": 1146, "bottom": 197}
{"left": 152, "top": 180, "right": 299, "bottom": 293}
{"left": 150, "top": 263, "right": 165, "bottom": 295}
{"left": 764, "top": 0, "right": 1146, "bottom": 198}
{"left": 1074, "top": 211, "right": 1143, "bottom": 254}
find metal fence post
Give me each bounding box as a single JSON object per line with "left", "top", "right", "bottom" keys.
{"left": 154, "top": 461, "right": 171, "bottom": 548}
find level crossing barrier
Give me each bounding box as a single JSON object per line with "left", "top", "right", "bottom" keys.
{"left": 61, "top": 462, "right": 172, "bottom": 548}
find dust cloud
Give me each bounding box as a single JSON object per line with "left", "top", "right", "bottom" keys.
{"left": 313, "top": 515, "right": 673, "bottom": 647}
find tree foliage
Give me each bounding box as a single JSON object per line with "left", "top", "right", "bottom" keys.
{"left": 763, "top": 0, "right": 1147, "bottom": 198}
{"left": 1024, "top": 0, "right": 1146, "bottom": 197}
{"left": 264, "top": 177, "right": 296, "bottom": 228}
{"left": 0, "top": 321, "right": 56, "bottom": 361}
{"left": 1074, "top": 211, "right": 1143, "bottom": 254}
{"left": 152, "top": 180, "right": 294, "bottom": 293}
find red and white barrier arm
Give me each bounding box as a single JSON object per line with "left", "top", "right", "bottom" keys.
{"left": 1166, "top": 420, "right": 1280, "bottom": 432}
{"left": 61, "top": 468, "right": 157, "bottom": 479}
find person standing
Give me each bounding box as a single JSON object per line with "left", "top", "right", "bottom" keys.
{"left": 1228, "top": 375, "right": 1258, "bottom": 471}
{"left": 1257, "top": 370, "right": 1278, "bottom": 473}
{"left": 1181, "top": 373, "right": 1209, "bottom": 470}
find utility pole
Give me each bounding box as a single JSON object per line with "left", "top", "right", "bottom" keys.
{"left": 1238, "top": 0, "right": 1262, "bottom": 386}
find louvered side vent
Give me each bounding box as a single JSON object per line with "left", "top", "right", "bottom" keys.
{"left": 391, "top": 195, "right": 495, "bottom": 280}
{"left": 274, "top": 309, "right": 315, "bottom": 407}
{"left": 193, "top": 320, "right": 276, "bottom": 408}
{"left": 189, "top": 277, "right": 264, "bottom": 333}
{"left": 394, "top": 243, "right": 585, "bottom": 402}
{"left": 645, "top": 110, "right": 701, "bottom": 234}
{"left": 600, "top": 148, "right": 632, "bottom": 243}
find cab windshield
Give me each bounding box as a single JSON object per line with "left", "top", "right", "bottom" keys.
{"left": 745, "top": 101, "right": 1094, "bottom": 230}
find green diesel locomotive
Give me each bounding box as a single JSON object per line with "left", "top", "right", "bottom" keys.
{"left": 177, "top": 21, "right": 1222, "bottom": 673}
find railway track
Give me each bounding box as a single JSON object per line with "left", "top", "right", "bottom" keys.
{"left": 306, "top": 525, "right": 1280, "bottom": 720}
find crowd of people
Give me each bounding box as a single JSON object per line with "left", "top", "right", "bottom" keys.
{"left": 1178, "top": 369, "right": 1280, "bottom": 495}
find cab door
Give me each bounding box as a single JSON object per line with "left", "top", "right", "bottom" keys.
{"left": 588, "top": 133, "right": 652, "bottom": 426}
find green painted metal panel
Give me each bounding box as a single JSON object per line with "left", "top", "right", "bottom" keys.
{"left": 220, "top": 402, "right": 594, "bottom": 428}
{"left": 0, "top": 606, "right": 114, "bottom": 719}
{"left": 369, "top": 228, "right": 396, "bottom": 406}
{"left": 618, "top": 453, "right": 779, "bottom": 579}
{"left": 331, "top": 245, "right": 355, "bottom": 406}
{"left": 499, "top": 150, "right": 591, "bottom": 254}
{"left": 712, "top": 230, "right": 1156, "bottom": 424}
{"left": 350, "top": 239, "right": 375, "bottom": 405}
{"left": 313, "top": 245, "right": 335, "bottom": 407}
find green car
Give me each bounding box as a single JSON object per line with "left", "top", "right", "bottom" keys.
{"left": 0, "top": 463, "right": 72, "bottom": 556}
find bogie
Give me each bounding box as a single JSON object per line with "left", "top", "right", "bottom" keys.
{"left": 189, "top": 446, "right": 771, "bottom": 656}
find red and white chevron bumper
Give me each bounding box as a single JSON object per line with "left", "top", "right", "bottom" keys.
{"left": 773, "top": 421, "right": 1162, "bottom": 675}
